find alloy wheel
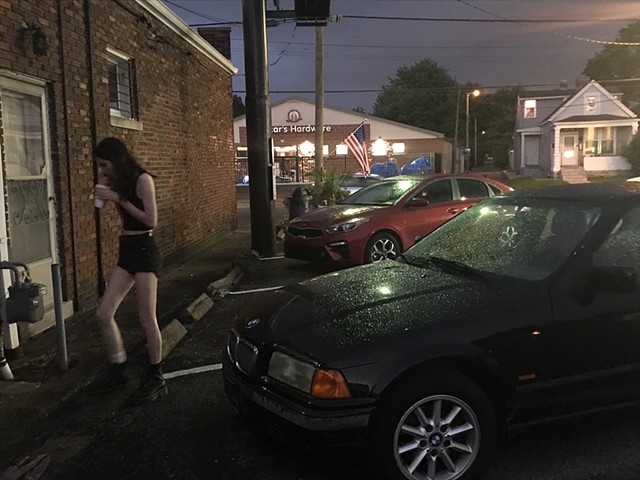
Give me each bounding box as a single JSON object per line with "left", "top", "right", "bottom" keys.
{"left": 370, "top": 236, "right": 398, "bottom": 262}
{"left": 393, "top": 394, "right": 480, "bottom": 480}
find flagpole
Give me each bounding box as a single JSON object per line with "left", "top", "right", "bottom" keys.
{"left": 349, "top": 119, "right": 367, "bottom": 136}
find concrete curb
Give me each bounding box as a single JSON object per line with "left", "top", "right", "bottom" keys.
{"left": 180, "top": 293, "right": 214, "bottom": 323}
{"left": 206, "top": 265, "right": 244, "bottom": 296}
{"left": 158, "top": 264, "right": 246, "bottom": 359}
{"left": 160, "top": 319, "right": 188, "bottom": 360}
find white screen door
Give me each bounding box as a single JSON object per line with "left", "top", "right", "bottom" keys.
{"left": 0, "top": 75, "right": 57, "bottom": 346}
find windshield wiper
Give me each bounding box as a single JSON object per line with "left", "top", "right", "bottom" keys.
{"left": 398, "top": 253, "right": 432, "bottom": 268}
{"left": 426, "top": 255, "right": 490, "bottom": 281}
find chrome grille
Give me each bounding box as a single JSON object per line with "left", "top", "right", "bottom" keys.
{"left": 287, "top": 225, "right": 323, "bottom": 238}
{"left": 227, "top": 329, "right": 258, "bottom": 376}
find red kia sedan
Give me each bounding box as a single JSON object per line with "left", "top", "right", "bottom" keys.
{"left": 284, "top": 174, "right": 513, "bottom": 265}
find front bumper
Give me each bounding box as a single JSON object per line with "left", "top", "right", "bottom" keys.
{"left": 284, "top": 239, "right": 354, "bottom": 263}
{"left": 222, "top": 356, "right": 374, "bottom": 446}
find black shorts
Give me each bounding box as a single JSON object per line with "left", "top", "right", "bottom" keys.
{"left": 117, "top": 233, "right": 162, "bottom": 276}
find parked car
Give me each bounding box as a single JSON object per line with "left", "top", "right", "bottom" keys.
{"left": 284, "top": 174, "right": 512, "bottom": 265}
{"left": 339, "top": 172, "right": 382, "bottom": 195}
{"left": 224, "top": 182, "right": 640, "bottom": 480}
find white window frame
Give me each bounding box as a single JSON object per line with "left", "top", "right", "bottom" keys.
{"left": 524, "top": 99, "right": 536, "bottom": 119}
{"left": 585, "top": 126, "right": 615, "bottom": 156}
{"left": 107, "top": 47, "right": 142, "bottom": 131}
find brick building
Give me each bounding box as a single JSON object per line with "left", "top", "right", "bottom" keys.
{"left": 233, "top": 97, "right": 457, "bottom": 183}
{"left": 0, "top": 0, "right": 237, "bottom": 349}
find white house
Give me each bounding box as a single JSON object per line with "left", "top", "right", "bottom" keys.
{"left": 513, "top": 80, "right": 639, "bottom": 182}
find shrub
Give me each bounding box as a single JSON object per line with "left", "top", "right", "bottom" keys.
{"left": 622, "top": 132, "right": 640, "bottom": 174}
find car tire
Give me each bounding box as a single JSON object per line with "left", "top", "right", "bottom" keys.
{"left": 368, "top": 369, "right": 497, "bottom": 480}
{"left": 365, "top": 232, "right": 401, "bottom": 263}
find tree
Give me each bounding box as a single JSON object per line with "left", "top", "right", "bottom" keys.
{"left": 233, "top": 94, "right": 246, "bottom": 117}
{"left": 372, "top": 59, "right": 459, "bottom": 137}
{"left": 583, "top": 20, "right": 640, "bottom": 113}
{"left": 473, "top": 87, "right": 521, "bottom": 167}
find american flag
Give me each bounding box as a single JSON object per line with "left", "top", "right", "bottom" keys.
{"left": 344, "top": 124, "right": 370, "bottom": 176}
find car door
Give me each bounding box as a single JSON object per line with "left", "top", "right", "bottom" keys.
{"left": 536, "top": 207, "right": 640, "bottom": 415}
{"left": 401, "top": 179, "right": 458, "bottom": 246}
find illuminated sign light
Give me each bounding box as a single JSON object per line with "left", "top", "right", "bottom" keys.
{"left": 273, "top": 125, "right": 333, "bottom": 134}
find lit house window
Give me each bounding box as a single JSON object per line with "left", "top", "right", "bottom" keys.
{"left": 524, "top": 100, "right": 536, "bottom": 118}
{"left": 107, "top": 47, "right": 137, "bottom": 119}
{"left": 585, "top": 127, "right": 614, "bottom": 155}
{"left": 392, "top": 143, "right": 405, "bottom": 154}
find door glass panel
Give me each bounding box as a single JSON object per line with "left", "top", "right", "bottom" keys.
{"left": 457, "top": 178, "right": 489, "bottom": 199}
{"left": 420, "top": 180, "right": 453, "bottom": 204}
{"left": 7, "top": 179, "right": 50, "bottom": 262}
{"left": 563, "top": 137, "right": 575, "bottom": 159}
{"left": 1, "top": 89, "right": 51, "bottom": 263}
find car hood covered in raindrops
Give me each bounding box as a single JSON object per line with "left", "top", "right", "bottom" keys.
{"left": 289, "top": 204, "right": 386, "bottom": 227}
{"left": 233, "top": 261, "right": 529, "bottom": 367}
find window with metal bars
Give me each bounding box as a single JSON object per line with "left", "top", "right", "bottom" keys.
{"left": 107, "top": 48, "right": 137, "bottom": 119}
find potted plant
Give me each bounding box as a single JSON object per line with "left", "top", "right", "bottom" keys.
{"left": 308, "top": 168, "right": 349, "bottom": 208}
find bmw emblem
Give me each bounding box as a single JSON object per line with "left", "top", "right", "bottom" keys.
{"left": 246, "top": 318, "right": 261, "bottom": 328}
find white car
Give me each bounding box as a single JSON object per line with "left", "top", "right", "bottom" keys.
{"left": 340, "top": 173, "right": 382, "bottom": 195}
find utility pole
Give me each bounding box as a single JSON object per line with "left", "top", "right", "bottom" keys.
{"left": 474, "top": 117, "right": 478, "bottom": 169}
{"left": 453, "top": 88, "right": 460, "bottom": 173}
{"left": 465, "top": 89, "right": 480, "bottom": 172}
{"left": 242, "top": 0, "right": 276, "bottom": 257}
{"left": 314, "top": 25, "right": 324, "bottom": 172}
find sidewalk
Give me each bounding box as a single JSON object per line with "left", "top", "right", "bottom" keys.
{"left": 0, "top": 227, "right": 255, "bottom": 474}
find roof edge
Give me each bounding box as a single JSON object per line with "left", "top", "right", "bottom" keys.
{"left": 135, "top": 0, "right": 238, "bottom": 75}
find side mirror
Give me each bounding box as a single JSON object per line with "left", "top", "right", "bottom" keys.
{"left": 585, "top": 266, "right": 637, "bottom": 293}
{"left": 409, "top": 197, "right": 429, "bottom": 208}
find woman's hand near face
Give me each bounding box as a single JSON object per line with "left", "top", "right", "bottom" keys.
{"left": 95, "top": 184, "right": 120, "bottom": 203}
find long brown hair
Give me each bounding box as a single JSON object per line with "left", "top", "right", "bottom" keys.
{"left": 93, "top": 137, "right": 151, "bottom": 199}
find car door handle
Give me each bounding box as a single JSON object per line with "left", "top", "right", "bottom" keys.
{"left": 447, "top": 208, "right": 460, "bottom": 214}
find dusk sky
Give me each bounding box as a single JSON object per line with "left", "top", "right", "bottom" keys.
{"left": 163, "top": 0, "right": 640, "bottom": 112}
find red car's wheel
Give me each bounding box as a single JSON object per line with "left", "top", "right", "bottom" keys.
{"left": 366, "top": 232, "right": 401, "bottom": 263}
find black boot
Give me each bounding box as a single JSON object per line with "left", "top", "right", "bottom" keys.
{"left": 87, "top": 362, "right": 128, "bottom": 394}
{"left": 131, "top": 363, "right": 168, "bottom": 404}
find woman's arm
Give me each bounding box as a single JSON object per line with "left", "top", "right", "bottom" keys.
{"left": 119, "top": 173, "right": 158, "bottom": 229}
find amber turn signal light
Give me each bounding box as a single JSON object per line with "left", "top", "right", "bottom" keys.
{"left": 310, "top": 369, "right": 351, "bottom": 399}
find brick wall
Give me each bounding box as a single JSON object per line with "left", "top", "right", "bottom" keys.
{"left": 0, "top": 0, "right": 236, "bottom": 312}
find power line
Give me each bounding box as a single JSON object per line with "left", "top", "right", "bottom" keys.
{"left": 342, "top": 14, "right": 638, "bottom": 23}
{"left": 232, "top": 78, "right": 640, "bottom": 96}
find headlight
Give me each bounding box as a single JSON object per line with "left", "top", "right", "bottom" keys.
{"left": 268, "top": 351, "right": 316, "bottom": 392}
{"left": 268, "top": 351, "right": 351, "bottom": 399}
{"left": 326, "top": 217, "right": 369, "bottom": 234}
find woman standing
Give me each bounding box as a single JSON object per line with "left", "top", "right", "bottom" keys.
{"left": 89, "top": 137, "right": 166, "bottom": 404}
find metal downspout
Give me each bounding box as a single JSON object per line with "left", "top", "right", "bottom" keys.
{"left": 57, "top": 0, "right": 79, "bottom": 310}
{"left": 83, "top": 0, "right": 104, "bottom": 297}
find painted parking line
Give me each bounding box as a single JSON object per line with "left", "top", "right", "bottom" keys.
{"left": 164, "top": 364, "right": 222, "bottom": 380}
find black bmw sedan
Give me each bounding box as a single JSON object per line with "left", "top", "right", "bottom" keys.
{"left": 224, "top": 182, "right": 640, "bottom": 480}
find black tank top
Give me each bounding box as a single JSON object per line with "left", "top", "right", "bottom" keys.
{"left": 118, "top": 173, "right": 152, "bottom": 231}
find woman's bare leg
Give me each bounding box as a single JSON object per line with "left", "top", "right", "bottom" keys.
{"left": 134, "top": 272, "right": 161, "bottom": 364}
{"left": 95, "top": 266, "right": 135, "bottom": 361}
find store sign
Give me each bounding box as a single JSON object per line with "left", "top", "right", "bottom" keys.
{"left": 272, "top": 125, "right": 333, "bottom": 134}
{"left": 287, "top": 109, "right": 302, "bottom": 122}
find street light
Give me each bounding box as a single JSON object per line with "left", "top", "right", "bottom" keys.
{"left": 465, "top": 89, "right": 481, "bottom": 171}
